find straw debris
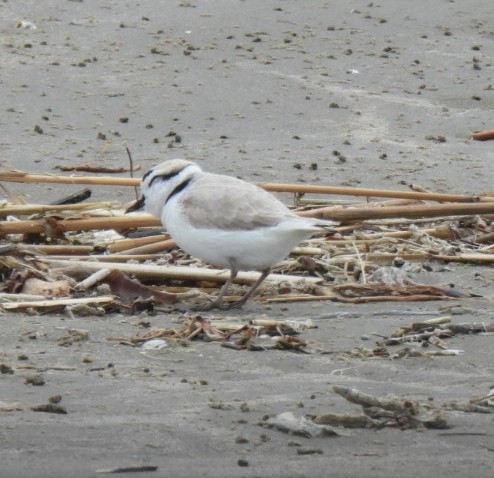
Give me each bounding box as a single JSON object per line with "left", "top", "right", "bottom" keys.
{"left": 1, "top": 170, "right": 494, "bottom": 313}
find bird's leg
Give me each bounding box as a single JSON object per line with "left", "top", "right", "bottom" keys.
{"left": 192, "top": 267, "right": 238, "bottom": 311}
{"left": 226, "top": 268, "right": 270, "bottom": 309}
{"left": 194, "top": 267, "right": 270, "bottom": 311}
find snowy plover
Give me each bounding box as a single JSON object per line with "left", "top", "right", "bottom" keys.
{"left": 127, "top": 159, "right": 336, "bottom": 309}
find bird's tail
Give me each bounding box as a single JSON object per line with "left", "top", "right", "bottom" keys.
{"left": 313, "top": 218, "right": 339, "bottom": 233}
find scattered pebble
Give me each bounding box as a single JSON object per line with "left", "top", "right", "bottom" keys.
{"left": 235, "top": 436, "right": 249, "bottom": 444}
{"left": 296, "top": 448, "right": 324, "bottom": 455}
{"left": 25, "top": 375, "right": 45, "bottom": 386}
{"left": 31, "top": 403, "right": 67, "bottom": 414}
{"left": 0, "top": 364, "right": 14, "bottom": 374}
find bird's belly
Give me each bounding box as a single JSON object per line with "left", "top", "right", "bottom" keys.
{"left": 165, "top": 217, "right": 311, "bottom": 271}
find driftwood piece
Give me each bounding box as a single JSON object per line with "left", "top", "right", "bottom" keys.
{"left": 332, "top": 385, "right": 413, "bottom": 412}
{"left": 312, "top": 412, "right": 380, "bottom": 428}
{"left": 374, "top": 318, "right": 493, "bottom": 360}
{"left": 394, "top": 316, "right": 452, "bottom": 335}
{"left": 331, "top": 385, "right": 449, "bottom": 429}
{"left": 56, "top": 165, "right": 141, "bottom": 173}
{"left": 333, "top": 283, "right": 460, "bottom": 303}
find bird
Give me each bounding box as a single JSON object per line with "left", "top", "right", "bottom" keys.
{"left": 126, "top": 159, "right": 336, "bottom": 310}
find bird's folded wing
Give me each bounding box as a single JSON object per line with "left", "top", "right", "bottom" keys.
{"left": 181, "top": 175, "right": 292, "bottom": 230}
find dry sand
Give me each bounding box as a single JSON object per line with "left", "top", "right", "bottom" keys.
{"left": 1, "top": 1, "right": 493, "bottom": 477}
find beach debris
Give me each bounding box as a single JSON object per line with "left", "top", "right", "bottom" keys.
{"left": 0, "top": 364, "right": 14, "bottom": 374}
{"left": 2, "top": 296, "right": 116, "bottom": 314}
{"left": 266, "top": 383, "right": 492, "bottom": 439}
{"left": 56, "top": 164, "right": 141, "bottom": 174}
{"left": 16, "top": 20, "right": 37, "bottom": 30}
{"left": 108, "top": 315, "right": 313, "bottom": 353}
{"left": 20, "top": 276, "right": 72, "bottom": 298}
{"left": 263, "top": 412, "right": 344, "bottom": 437}
{"left": 333, "top": 282, "right": 466, "bottom": 303}
{"left": 57, "top": 329, "right": 90, "bottom": 347}
{"left": 25, "top": 375, "right": 45, "bottom": 386}
{"left": 471, "top": 129, "right": 494, "bottom": 141}
{"left": 0, "top": 401, "right": 24, "bottom": 412}
{"left": 370, "top": 316, "right": 494, "bottom": 359}
{"left": 95, "top": 465, "right": 158, "bottom": 474}
{"left": 331, "top": 385, "right": 449, "bottom": 429}
{"left": 50, "top": 188, "right": 92, "bottom": 206}
{"left": 0, "top": 169, "right": 494, "bottom": 310}
{"left": 311, "top": 412, "right": 380, "bottom": 428}
{"left": 141, "top": 338, "right": 168, "bottom": 350}
{"left": 101, "top": 269, "right": 178, "bottom": 305}
{"left": 30, "top": 403, "right": 68, "bottom": 414}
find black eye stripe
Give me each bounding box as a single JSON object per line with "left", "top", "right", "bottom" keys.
{"left": 142, "top": 170, "right": 153, "bottom": 182}
{"left": 146, "top": 164, "right": 190, "bottom": 186}
{"left": 149, "top": 171, "right": 179, "bottom": 186}
{"left": 165, "top": 177, "right": 193, "bottom": 204}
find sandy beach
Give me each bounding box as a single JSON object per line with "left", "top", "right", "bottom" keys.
{"left": 1, "top": 1, "right": 493, "bottom": 477}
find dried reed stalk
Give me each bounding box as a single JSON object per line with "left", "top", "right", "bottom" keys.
{"left": 471, "top": 130, "right": 494, "bottom": 141}
{"left": 300, "top": 202, "right": 494, "bottom": 221}
{"left": 264, "top": 295, "right": 336, "bottom": 303}
{"left": 337, "top": 225, "right": 455, "bottom": 243}
{"left": 44, "top": 254, "right": 162, "bottom": 262}
{"left": 1, "top": 201, "right": 492, "bottom": 236}
{"left": 0, "top": 171, "right": 139, "bottom": 186}
{"left": 113, "top": 238, "right": 176, "bottom": 255}
{"left": 107, "top": 234, "right": 168, "bottom": 253}
{"left": 431, "top": 253, "right": 494, "bottom": 263}
{"left": 259, "top": 182, "right": 485, "bottom": 203}
{"left": 0, "top": 215, "right": 159, "bottom": 235}
{"left": 38, "top": 258, "right": 324, "bottom": 286}
{"left": 0, "top": 202, "right": 119, "bottom": 218}
{"left": 0, "top": 169, "right": 490, "bottom": 202}
{"left": 18, "top": 244, "right": 95, "bottom": 255}
{"left": 336, "top": 295, "right": 452, "bottom": 303}
{"left": 1, "top": 295, "right": 115, "bottom": 310}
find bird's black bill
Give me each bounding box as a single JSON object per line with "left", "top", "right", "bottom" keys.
{"left": 125, "top": 195, "right": 145, "bottom": 213}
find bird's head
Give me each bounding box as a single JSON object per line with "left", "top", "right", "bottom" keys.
{"left": 126, "top": 159, "right": 201, "bottom": 218}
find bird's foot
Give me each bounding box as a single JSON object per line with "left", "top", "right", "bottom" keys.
{"left": 189, "top": 299, "right": 245, "bottom": 312}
